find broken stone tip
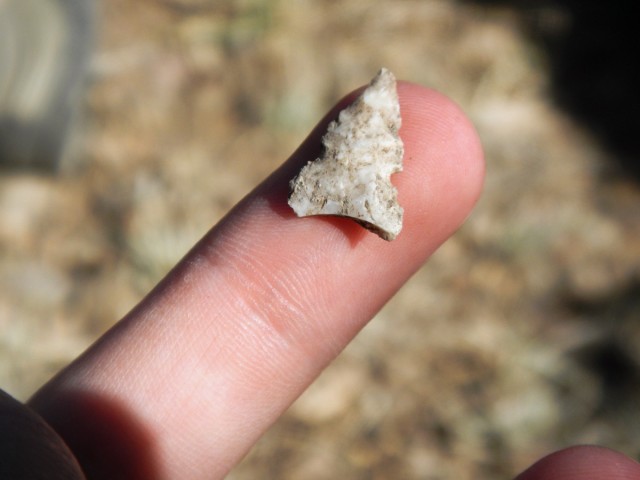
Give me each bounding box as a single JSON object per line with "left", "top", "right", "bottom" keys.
{"left": 287, "top": 68, "right": 404, "bottom": 241}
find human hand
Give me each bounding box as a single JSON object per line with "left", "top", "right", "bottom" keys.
{"left": 1, "top": 82, "right": 638, "bottom": 479}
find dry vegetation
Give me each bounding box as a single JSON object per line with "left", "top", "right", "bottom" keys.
{"left": 1, "top": 1, "right": 639, "bottom": 478}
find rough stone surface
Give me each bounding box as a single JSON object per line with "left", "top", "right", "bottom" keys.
{"left": 288, "top": 68, "right": 404, "bottom": 241}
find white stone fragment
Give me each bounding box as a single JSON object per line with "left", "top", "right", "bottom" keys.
{"left": 288, "top": 68, "right": 404, "bottom": 241}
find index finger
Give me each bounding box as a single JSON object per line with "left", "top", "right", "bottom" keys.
{"left": 29, "top": 82, "right": 484, "bottom": 479}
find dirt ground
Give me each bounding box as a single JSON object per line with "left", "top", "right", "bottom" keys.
{"left": 1, "top": 1, "right": 639, "bottom": 478}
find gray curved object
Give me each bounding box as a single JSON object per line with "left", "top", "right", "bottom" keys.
{"left": 0, "top": 0, "right": 95, "bottom": 170}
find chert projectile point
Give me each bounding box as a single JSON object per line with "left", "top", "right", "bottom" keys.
{"left": 288, "top": 68, "right": 404, "bottom": 241}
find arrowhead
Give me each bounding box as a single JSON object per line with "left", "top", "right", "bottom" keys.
{"left": 288, "top": 68, "right": 404, "bottom": 241}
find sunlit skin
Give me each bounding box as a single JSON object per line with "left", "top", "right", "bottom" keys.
{"left": 1, "top": 83, "right": 639, "bottom": 479}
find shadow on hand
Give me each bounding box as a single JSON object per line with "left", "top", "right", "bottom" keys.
{"left": 29, "top": 390, "right": 159, "bottom": 480}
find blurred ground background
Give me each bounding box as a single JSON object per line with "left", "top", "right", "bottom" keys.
{"left": 1, "top": 0, "right": 639, "bottom": 478}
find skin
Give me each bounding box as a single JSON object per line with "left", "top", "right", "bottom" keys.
{"left": 1, "top": 83, "right": 639, "bottom": 479}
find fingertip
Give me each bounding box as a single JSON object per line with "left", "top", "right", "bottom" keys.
{"left": 516, "top": 446, "right": 640, "bottom": 480}
{"left": 390, "top": 82, "right": 484, "bottom": 249}
{"left": 266, "top": 79, "right": 485, "bottom": 251}
{"left": 398, "top": 81, "right": 485, "bottom": 210}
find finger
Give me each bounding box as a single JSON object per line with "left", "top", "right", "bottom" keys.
{"left": 29, "top": 82, "right": 484, "bottom": 480}
{"left": 516, "top": 446, "right": 640, "bottom": 480}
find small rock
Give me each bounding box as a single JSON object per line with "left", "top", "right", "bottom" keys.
{"left": 288, "top": 68, "right": 404, "bottom": 241}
